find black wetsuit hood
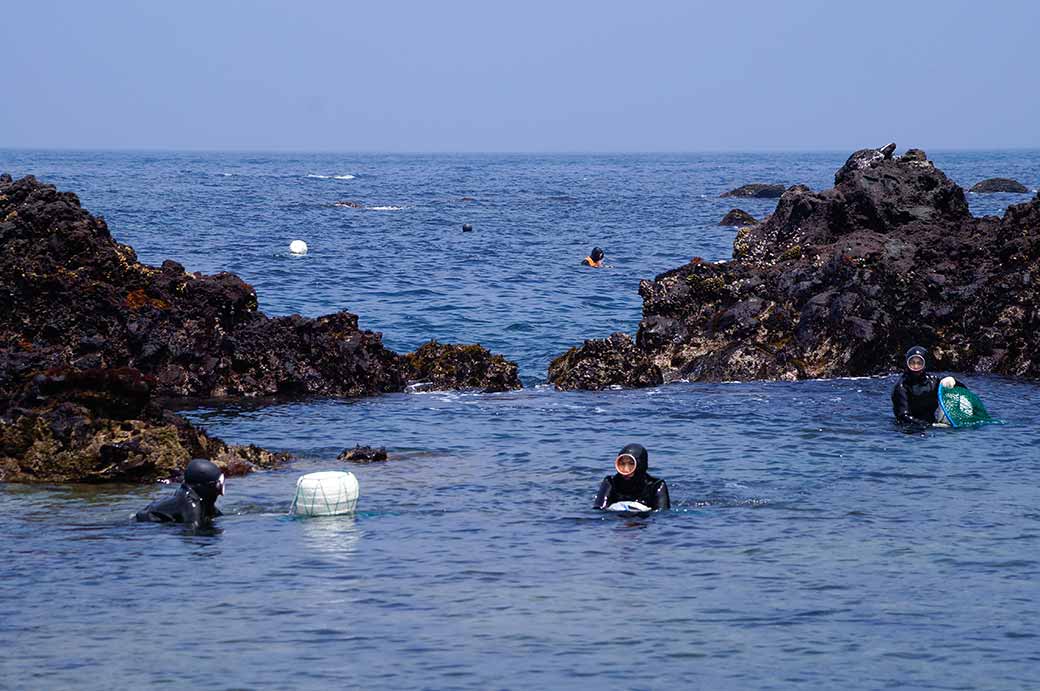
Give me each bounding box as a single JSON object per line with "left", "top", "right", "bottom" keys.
{"left": 184, "top": 458, "right": 224, "bottom": 505}
{"left": 612, "top": 443, "right": 651, "bottom": 496}
{"left": 904, "top": 345, "right": 929, "bottom": 383}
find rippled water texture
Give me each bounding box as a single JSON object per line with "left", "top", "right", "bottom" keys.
{"left": 1, "top": 151, "right": 1039, "bottom": 690}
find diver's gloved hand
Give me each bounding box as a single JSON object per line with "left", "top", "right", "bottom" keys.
{"left": 940, "top": 376, "right": 956, "bottom": 389}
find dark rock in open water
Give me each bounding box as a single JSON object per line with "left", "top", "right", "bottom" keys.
{"left": 549, "top": 144, "right": 1040, "bottom": 387}
{"left": 337, "top": 445, "right": 389, "bottom": 463}
{"left": 720, "top": 183, "right": 786, "bottom": 198}
{"left": 969, "top": 178, "right": 1029, "bottom": 194}
{"left": 719, "top": 209, "right": 758, "bottom": 227}
{"left": 404, "top": 340, "right": 521, "bottom": 393}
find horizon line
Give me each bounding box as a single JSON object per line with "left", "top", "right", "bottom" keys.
{"left": 2, "top": 145, "right": 1040, "bottom": 156}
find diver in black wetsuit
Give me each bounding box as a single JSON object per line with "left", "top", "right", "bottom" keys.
{"left": 135, "top": 458, "right": 225, "bottom": 530}
{"left": 593, "top": 443, "right": 670, "bottom": 510}
{"left": 891, "top": 346, "right": 967, "bottom": 425}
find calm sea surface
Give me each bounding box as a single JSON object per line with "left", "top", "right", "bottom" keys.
{"left": 1, "top": 150, "right": 1038, "bottom": 690}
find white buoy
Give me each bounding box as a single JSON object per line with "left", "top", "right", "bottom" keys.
{"left": 290, "top": 471, "right": 359, "bottom": 517}
{"left": 289, "top": 239, "right": 308, "bottom": 255}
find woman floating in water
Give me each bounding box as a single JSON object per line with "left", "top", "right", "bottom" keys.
{"left": 582, "top": 247, "right": 605, "bottom": 268}
{"left": 594, "top": 443, "right": 670, "bottom": 511}
{"left": 891, "top": 346, "right": 968, "bottom": 426}
{"left": 135, "top": 458, "right": 225, "bottom": 530}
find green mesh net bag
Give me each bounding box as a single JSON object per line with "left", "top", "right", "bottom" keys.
{"left": 937, "top": 385, "right": 997, "bottom": 427}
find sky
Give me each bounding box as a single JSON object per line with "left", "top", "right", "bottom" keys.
{"left": 2, "top": 0, "right": 1038, "bottom": 152}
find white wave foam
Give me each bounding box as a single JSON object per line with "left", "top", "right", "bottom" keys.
{"left": 367, "top": 205, "right": 402, "bottom": 211}
{"left": 306, "top": 174, "right": 356, "bottom": 180}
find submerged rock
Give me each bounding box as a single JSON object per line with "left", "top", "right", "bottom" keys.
{"left": 334, "top": 200, "right": 364, "bottom": 208}
{"left": 719, "top": 209, "right": 759, "bottom": 226}
{"left": 550, "top": 144, "right": 1040, "bottom": 387}
{"left": 969, "top": 178, "right": 1029, "bottom": 194}
{"left": 404, "top": 340, "right": 521, "bottom": 393}
{"left": 337, "top": 445, "right": 389, "bottom": 463}
{"left": 720, "top": 183, "right": 786, "bottom": 199}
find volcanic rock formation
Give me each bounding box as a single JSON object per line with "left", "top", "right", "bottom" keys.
{"left": 404, "top": 340, "right": 522, "bottom": 393}
{"left": 0, "top": 367, "right": 289, "bottom": 483}
{"left": 549, "top": 145, "right": 1040, "bottom": 389}
{"left": 719, "top": 209, "right": 759, "bottom": 226}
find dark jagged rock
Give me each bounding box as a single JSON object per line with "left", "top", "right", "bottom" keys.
{"left": 969, "top": 178, "right": 1029, "bottom": 194}
{"left": 0, "top": 367, "right": 290, "bottom": 483}
{"left": 404, "top": 340, "right": 521, "bottom": 393}
{"left": 550, "top": 144, "right": 1040, "bottom": 387}
{"left": 337, "top": 445, "right": 388, "bottom": 463}
{"left": 0, "top": 174, "right": 404, "bottom": 399}
{"left": 719, "top": 209, "right": 758, "bottom": 227}
{"left": 720, "top": 183, "right": 786, "bottom": 199}
{"left": 334, "top": 200, "right": 364, "bottom": 208}
{"left": 548, "top": 333, "right": 663, "bottom": 391}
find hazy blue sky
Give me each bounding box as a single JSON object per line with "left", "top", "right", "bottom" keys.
{"left": 2, "top": 0, "right": 1038, "bottom": 151}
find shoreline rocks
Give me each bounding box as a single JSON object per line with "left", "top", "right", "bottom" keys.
{"left": 969, "top": 178, "right": 1029, "bottom": 194}
{"left": 0, "top": 366, "right": 290, "bottom": 483}
{"left": 550, "top": 144, "right": 1040, "bottom": 388}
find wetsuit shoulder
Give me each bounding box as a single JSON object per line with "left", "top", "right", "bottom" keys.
{"left": 649, "top": 478, "right": 671, "bottom": 511}
{"left": 134, "top": 487, "right": 205, "bottom": 528}
{"left": 593, "top": 475, "right": 616, "bottom": 509}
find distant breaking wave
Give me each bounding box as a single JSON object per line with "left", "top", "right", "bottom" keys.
{"left": 306, "top": 174, "right": 356, "bottom": 180}
{"left": 367, "top": 205, "right": 402, "bottom": 211}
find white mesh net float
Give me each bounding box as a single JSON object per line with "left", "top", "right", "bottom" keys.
{"left": 289, "top": 471, "right": 359, "bottom": 517}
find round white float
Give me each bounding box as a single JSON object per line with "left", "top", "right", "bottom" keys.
{"left": 290, "top": 471, "right": 359, "bottom": 516}
{"left": 289, "top": 239, "right": 308, "bottom": 255}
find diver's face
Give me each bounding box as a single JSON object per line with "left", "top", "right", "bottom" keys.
{"left": 615, "top": 454, "right": 638, "bottom": 477}
{"left": 907, "top": 355, "right": 925, "bottom": 373}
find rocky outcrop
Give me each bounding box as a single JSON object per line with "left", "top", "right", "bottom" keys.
{"left": 0, "top": 367, "right": 290, "bottom": 483}
{"left": 969, "top": 178, "right": 1029, "bottom": 194}
{"left": 0, "top": 174, "right": 404, "bottom": 400}
{"left": 334, "top": 200, "right": 364, "bottom": 208}
{"left": 404, "top": 340, "right": 521, "bottom": 393}
{"left": 720, "top": 183, "right": 786, "bottom": 198}
{"left": 549, "top": 144, "right": 1040, "bottom": 387}
{"left": 719, "top": 209, "right": 758, "bottom": 226}
{"left": 548, "top": 333, "right": 662, "bottom": 391}
{"left": 0, "top": 174, "right": 521, "bottom": 400}
{"left": 0, "top": 174, "right": 522, "bottom": 482}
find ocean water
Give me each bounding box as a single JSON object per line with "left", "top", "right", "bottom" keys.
{"left": 1, "top": 150, "right": 1039, "bottom": 690}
